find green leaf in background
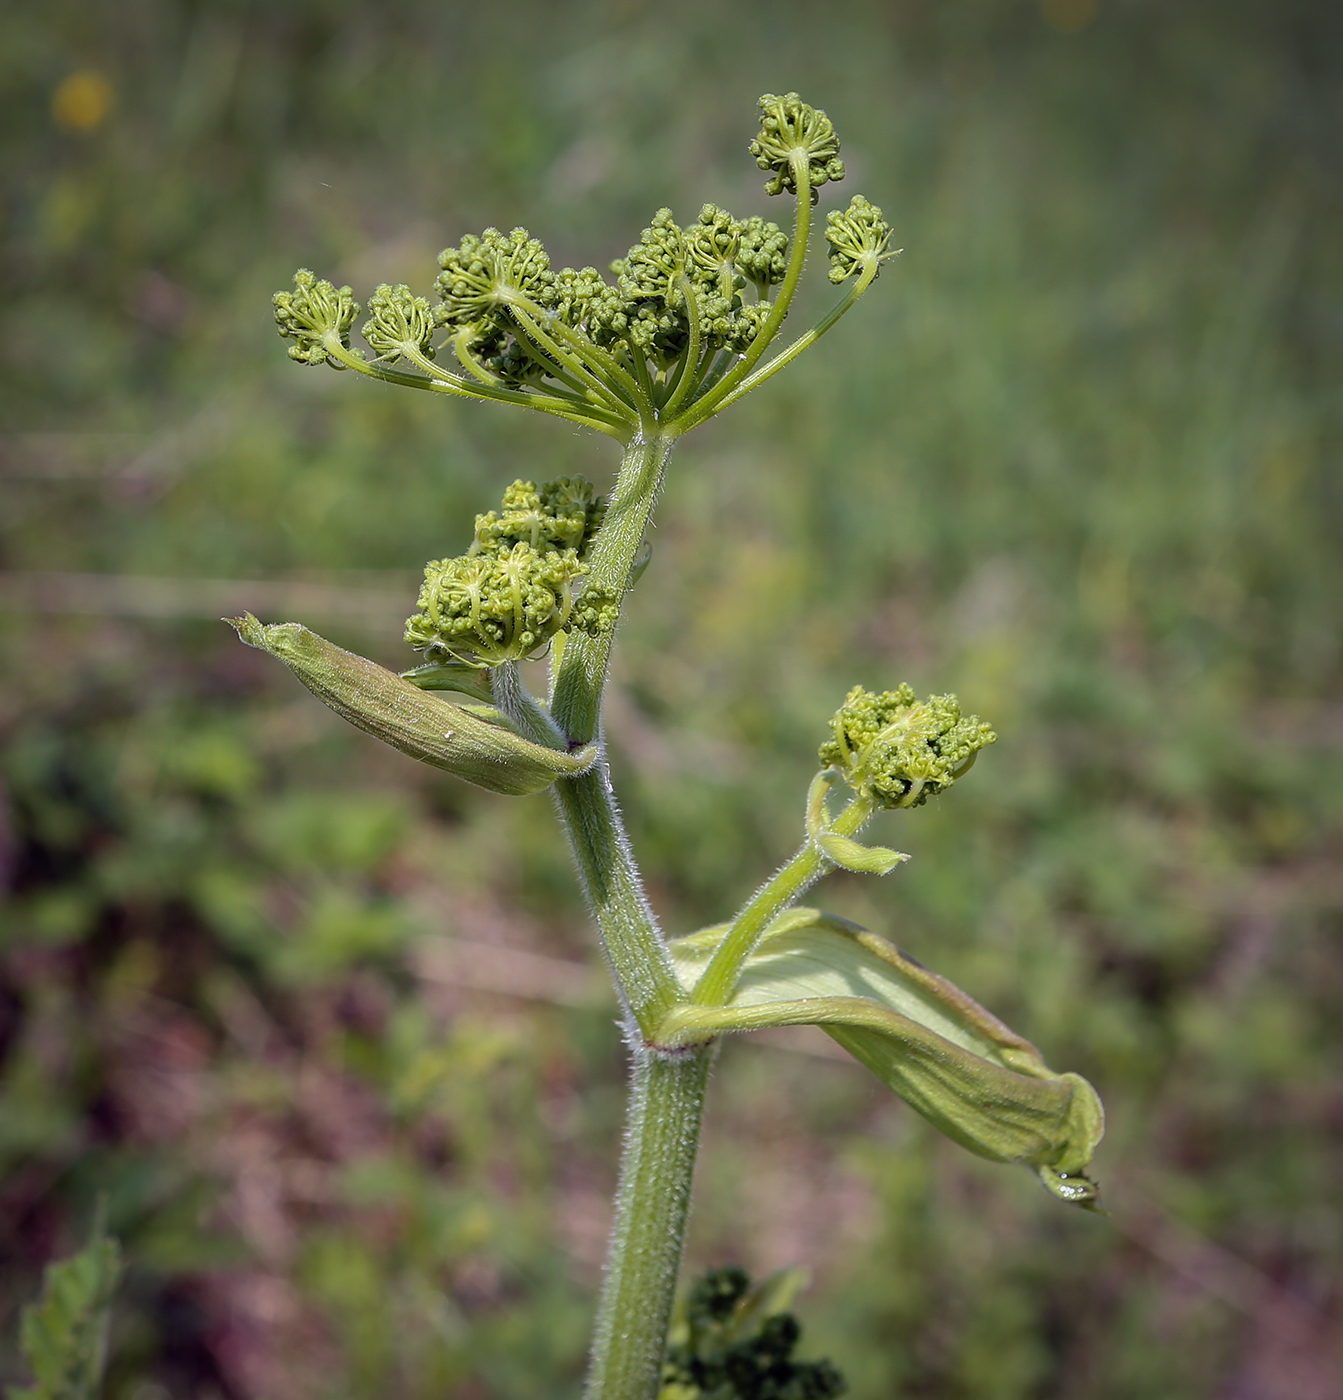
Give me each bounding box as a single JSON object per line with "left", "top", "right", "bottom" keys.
{"left": 9, "top": 1212, "right": 122, "bottom": 1400}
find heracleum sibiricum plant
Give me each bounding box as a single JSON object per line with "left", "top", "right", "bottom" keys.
{"left": 242, "top": 94, "right": 1105, "bottom": 1400}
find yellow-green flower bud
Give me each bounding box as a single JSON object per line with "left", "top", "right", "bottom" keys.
{"left": 685, "top": 204, "right": 742, "bottom": 297}
{"left": 273, "top": 269, "right": 359, "bottom": 368}
{"left": 434, "top": 226, "right": 554, "bottom": 329}
{"left": 749, "top": 92, "right": 845, "bottom": 198}
{"left": 619, "top": 208, "right": 689, "bottom": 306}
{"left": 230, "top": 615, "right": 596, "bottom": 796}
{"left": 404, "top": 543, "right": 591, "bottom": 666}
{"left": 824, "top": 195, "right": 897, "bottom": 285}
{"left": 472, "top": 477, "right": 605, "bottom": 556}
{"left": 735, "top": 215, "right": 789, "bottom": 288}
{"left": 820, "top": 684, "right": 997, "bottom": 809}
{"left": 361, "top": 282, "right": 437, "bottom": 362}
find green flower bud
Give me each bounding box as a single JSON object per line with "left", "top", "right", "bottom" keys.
{"left": 719, "top": 299, "right": 771, "bottom": 354}
{"left": 434, "top": 226, "right": 554, "bottom": 329}
{"left": 273, "top": 269, "right": 359, "bottom": 367}
{"left": 473, "top": 477, "right": 605, "bottom": 556}
{"left": 405, "top": 542, "right": 613, "bottom": 666}
{"left": 735, "top": 215, "right": 790, "bottom": 288}
{"left": 749, "top": 92, "right": 846, "bottom": 198}
{"left": 618, "top": 208, "right": 689, "bottom": 306}
{"left": 361, "top": 282, "right": 437, "bottom": 361}
{"left": 230, "top": 615, "right": 597, "bottom": 796}
{"left": 685, "top": 204, "right": 743, "bottom": 296}
{"left": 664, "top": 1267, "right": 844, "bottom": 1400}
{"left": 403, "top": 476, "right": 614, "bottom": 667}
{"left": 664, "top": 909, "right": 1104, "bottom": 1208}
{"left": 568, "top": 579, "right": 620, "bottom": 637}
{"left": 550, "top": 265, "right": 623, "bottom": 332}
{"left": 824, "top": 194, "right": 897, "bottom": 285}
{"left": 820, "top": 684, "right": 997, "bottom": 809}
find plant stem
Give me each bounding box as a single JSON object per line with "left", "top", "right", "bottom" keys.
{"left": 489, "top": 662, "right": 567, "bottom": 750}
{"left": 584, "top": 1044, "right": 714, "bottom": 1400}
{"left": 552, "top": 767, "right": 681, "bottom": 1032}
{"left": 548, "top": 431, "right": 684, "bottom": 1034}
{"left": 691, "top": 792, "right": 877, "bottom": 1007}
{"left": 541, "top": 429, "right": 708, "bottom": 1396}
{"left": 551, "top": 432, "right": 677, "bottom": 746}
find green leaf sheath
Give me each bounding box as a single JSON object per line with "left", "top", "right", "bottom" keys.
{"left": 584, "top": 1045, "right": 714, "bottom": 1400}
{"left": 230, "top": 615, "right": 596, "bottom": 795}
{"left": 666, "top": 910, "right": 1104, "bottom": 1208}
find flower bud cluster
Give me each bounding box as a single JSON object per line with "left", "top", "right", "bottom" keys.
{"left": 271, "top": 93, "right": 891, "bottom": 435}
{"left": 417, "top": 201, "right": 795, "bottom": 382}
{"left": 749, "top": 91, "right": 846, "bottom": 198}
{"left": 820, "top": 684, "right": 998, "bottom": 808}
{"left": 361, "top": 283, "right": 437, "bottom": 362}
{"left": 273, "top": 270, "right": 359, "bottom": 367}
{"left": 404, "top": 477, "right": 615, "bottom": 666}
{"left": 825, "top": 195, "right": 897, "bottom": 285}
{"left": 602, "top": 204, "right": 788, "bottom": 364}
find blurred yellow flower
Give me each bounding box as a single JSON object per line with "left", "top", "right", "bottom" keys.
{"left": 52, "top": 71, "right": 114, "bottom": 134}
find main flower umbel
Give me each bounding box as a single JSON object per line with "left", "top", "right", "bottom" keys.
{"left": 272, "top": 93, "right": 898, "bottom": 443}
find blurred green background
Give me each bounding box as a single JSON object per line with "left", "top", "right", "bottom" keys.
{"left": 2, "top": 1, "right": 1340, "bottom": 1396}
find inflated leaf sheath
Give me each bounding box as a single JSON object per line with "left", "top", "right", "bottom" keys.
{"left": 664, "top": 909, "right": 1104, "bottom": 1206}
{"left": 230, "top": 615, "right": 596, "bottom": 796}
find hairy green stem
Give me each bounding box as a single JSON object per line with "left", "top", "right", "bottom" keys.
{"left": 540, "top": 430, "right": 710, "bottom": 1397}
{"left": 692, "top": 792, "right": 878, "bottom": 1007}
{"left": 552, "top": 767, "right": 681, "bottom": 1032}
{"left": 489, "top": 663, "right": 566, "bottom": 750}
{"left": 551, "top": 433, "right": 677, "bottom": 744}
{"left": 585, "top": 1045, "right": 714, "bottom": 1400}
{"left": 548, "top": 433, "right": 684, "bottom": 1032}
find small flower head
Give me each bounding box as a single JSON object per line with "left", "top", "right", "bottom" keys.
{"left": 405, "top": 476, "right": 612, "bottom": 666}
{"left": 434, "top": 227, "right": 554, "bottom": 329}
{"left": 569, "top": 579, "right": 620, "bottom": 638}
{"left": 734, "top": 215, "right": 790, "bottom": 289}
{"left": 405, "top": 543, "right": 588, "bottom": 665}
{"left": 618, "top": 208, "right": 690, "bottom": 307}
{"left": 549, "top": 265, "right": 623, "bottom": 330}
{"left": 825, "top": 195, "right": 897, "bottom": 285}
{"left": 472, "top": 477, "right": 605, "bottom": 556}
{"left": 273, "top": 269, "right": 359, "bottom": 367}
{"left": 749, "top": 92, "right": 845, "bottom": 198}
{"left": 820, "top": 684, "right": 997, "bottom": 809}
{"left": 685, "top": 204, "right": 743, "bottom": 295}
{"left": 361, "top": 283, "right": 437, "bottom": 361}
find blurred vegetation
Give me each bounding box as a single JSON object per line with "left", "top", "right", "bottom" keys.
{"left": 1, "top": 1, "right": 1340, "bottom": 1397}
